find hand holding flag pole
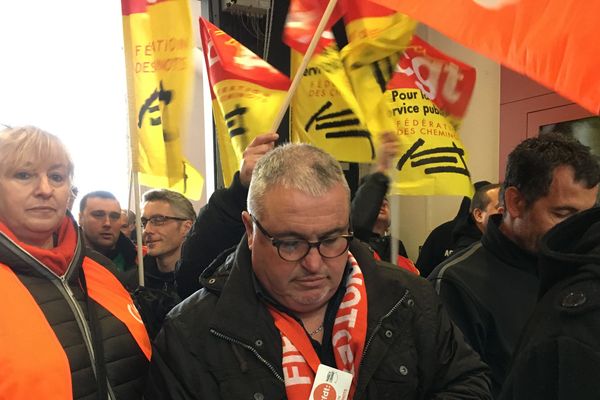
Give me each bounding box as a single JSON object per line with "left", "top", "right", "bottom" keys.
{"left": 270, "top": 0, "right": 339, "bottom": 133}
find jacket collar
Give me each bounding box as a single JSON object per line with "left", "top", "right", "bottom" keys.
{"left": 538, "top": 206, "right": 600, "bottom": 296}
{"left": 202, "top": 237, "right": 413, "bottom": 357}
{"left": 482, "top": 214, "right": 538, "bottom": 276}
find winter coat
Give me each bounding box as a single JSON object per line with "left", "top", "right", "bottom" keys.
{"left": 428, "top": 214, "right": 539, "bottom": 398}
{"left": 500, "top": 206, "right": 600, "bottom": 400}
{"left": 176, "top": 171, "right": 248, "bottom": 298}
{"left": 146, "top": 238, "right": 492, "bottom": 399}
{"left": 0, "top": 215, "right": 150, "bottom": 399}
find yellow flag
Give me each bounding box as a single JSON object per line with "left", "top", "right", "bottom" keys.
{"left": 378, "top": 36, "right": 477, "bottom": 196}
{"left": 340, "top": 2, "right": 416, "bottom": 126}
{"left": 199, "top": 18, "right": 291, "bottom": 186}
{"left": 290, "top": 43, "right": 375, "bottom": 163}
{"left": 122, "top": 0, "right": 203, "bottom": 199}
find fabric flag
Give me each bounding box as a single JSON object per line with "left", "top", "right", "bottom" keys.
{"left": 369, "top": 0, "right": 600, "bottom": 114}
{"left": 122, "top": 0, "right": 203, "bottom": 200}
{"left": 283, "top": 0, "right": 346, "bottom": 54}
{"left": 199, "top": 18, "right": 291, "bottom": 187}
{"left": 381, "top": 36, "right": 476, "bottom": 196}
{"left": 290, "top": 41, "right": 375, "bottom": 163}
{"left": 340, "top": 2, "right": 416, "bottom": 133}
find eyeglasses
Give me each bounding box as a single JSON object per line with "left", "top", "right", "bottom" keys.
{"left": 90, "top": 210, "right": 122, "bottom": 222}
{"left": 141, "top": 215, "right": 188, "bottom": 228}
{"left": 251, "top": 215, "right": 353, "bottom": 262}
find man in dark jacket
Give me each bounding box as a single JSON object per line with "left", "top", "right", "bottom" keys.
{"left": 352, "top": 132, "right": 409, "bottom": 263}
{"left": 176, "top": 133, "right": 279, "bottom": 299}
{"left": 79, "top": 190, "right": 138, "bottom": 273}
{"left": 447, "top": 182, "right": 502, "bottom": 254}
{"left": 146, "top": 143, "right": 491, "bottom": 399}
{"left": 429, "top": 133, "right": 600, "bottom": 397}
{"left": 500, "top": 206, "right": 600, "bottom": 400}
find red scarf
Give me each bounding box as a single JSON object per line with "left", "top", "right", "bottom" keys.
{"left": 268, "top": 252, "right": 368, "bottom": 400}
{"left": 0, "top": 217, "right": 75, "bottom": 277}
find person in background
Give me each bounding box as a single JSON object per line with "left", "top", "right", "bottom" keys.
{"left": 416, "top": 179, "right": 491, "bottom": 277}
{"left": 67, "top": 185, "right": 78, "bottom": 211}
{"left": 146, "top": 143, "right": 491, "bottom": 399}
{"left": 121, "top": 208, "right": 136, "bottom": 242}
{"left": 351, "top": 132, "right": 416, "bottom": 273}
{"left": 429, "top": 133, "right": 600, "bottom": 397}
{"left": 0, "top": 125, "right": 150, "bottom": 399}
{"left": 500, "top": 206, "right": 600, "bottom": 400}
{"left": 176, "top": 132, "right": 278, "bottom": 298}
{"left": 447, "top": 182, "right": 502, "bottom": 256}
{"left": 79, "top": 190, "right": 137, "bottom": 273}
{"left": 141, "top": 189, "right": 194, "bottom": 292}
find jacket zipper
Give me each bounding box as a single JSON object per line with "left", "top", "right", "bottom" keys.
{"left": 210, "top": 329, "right": 285, "bottom": 383}
{"left": 0, "top": 231, "right": 116, "bottom": 400}
{"left": 359, "top": 288, "right": 410, "bottom": 372}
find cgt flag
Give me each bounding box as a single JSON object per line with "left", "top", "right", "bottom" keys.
{"left": 381, "top": 36, "right": 476, "bottom": 196}
{"left": 369, "top": 0, "right": 600, "bottom": 114}
{"left": 199, "top": 18, "right": 291, "bottom": 186}
{"left": 122, "top": 0, "right": 203, "bottom": 200}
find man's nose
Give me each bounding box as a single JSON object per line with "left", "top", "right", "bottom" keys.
{"left": 301, "top": 246, "right": 322, "bottom": 272}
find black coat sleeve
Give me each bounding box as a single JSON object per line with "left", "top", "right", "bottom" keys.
{"left": 351, "top": 172, "right": 389, "bottom": 241}
{"left": 176, "top": 172, "right": 248, "bottom": 299}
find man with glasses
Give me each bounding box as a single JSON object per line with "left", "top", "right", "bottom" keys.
{"left": 141, "top": 189, "right": 195, "bottom": 292}
{"left": 79, "top": 190, "right": 137, "bottom": 273}
{"left": 146, "top": 143, "right": 491, "bottom": 399}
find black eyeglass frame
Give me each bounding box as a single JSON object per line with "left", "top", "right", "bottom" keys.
{"left": 141, "top": 215, "right": 189, "bottom": 228}
{"left": 251, "top": 215, "right": 353, "bottom": 262}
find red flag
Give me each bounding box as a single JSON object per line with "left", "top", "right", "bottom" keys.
{"left": 283, "top": 0, "right": 346, "bottom": 53}
{"left": 369, "top": 0, "right": 600, "bottom": 114}
{"left": 394, "top": 36, "right": 476, "bottom": 121}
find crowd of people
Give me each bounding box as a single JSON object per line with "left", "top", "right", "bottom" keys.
{"left": 1, "top": 124, "right": 599, "bottom": 400}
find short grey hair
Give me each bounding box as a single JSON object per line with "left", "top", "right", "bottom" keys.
{"left": 143, "top": 189, "right": 196, "bottom": 221}
{"left": 248, "top": 143, "right": 350, "bottom": 219}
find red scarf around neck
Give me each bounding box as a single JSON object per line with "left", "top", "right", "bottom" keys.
{"left": 268, "top": 252, "right": 368, "bottom": 400}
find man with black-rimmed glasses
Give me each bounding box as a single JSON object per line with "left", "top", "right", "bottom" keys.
{"left": 146, "top": 143, "right": 491, "bottom": 400}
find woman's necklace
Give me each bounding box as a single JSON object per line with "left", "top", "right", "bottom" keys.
{"left": 308, "top": 324, "right": 324, "bottom": 337}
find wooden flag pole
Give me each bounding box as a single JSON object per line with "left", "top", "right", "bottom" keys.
{"left": 390, "top": 194, "right": 400, "bottom": 266}
{"left": 133, "top": 172, "right": 145, "bottom": 287}
{"left": 270, "top": 0, "right": 339, "bottom": 132}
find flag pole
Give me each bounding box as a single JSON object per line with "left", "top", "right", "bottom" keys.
{"left": 270, "top": 0, "right": 339, "bottom": 132}
{"left": 390, "top": 194, "right": 400, "bottom": 265}
{"left": 133, "top": 172, "right": 145, "bottom": 287}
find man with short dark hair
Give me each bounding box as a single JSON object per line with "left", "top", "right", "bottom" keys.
{"left": 429, "top": 133, "right": 600, "bottom": 397}
{"left": 146, "top": 143, "right": 491, "bottom": 399}
{"left": 79, "top": 190, "right": 137, "bottom": 273}
{"left": 447, "top": 183, "right": 502, "bottom": 254}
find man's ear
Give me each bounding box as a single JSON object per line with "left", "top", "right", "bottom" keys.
{"left": 503, "top": 187, "right": 526, "bottom": 218}
{"left": 473, "top": 208, "right": 484, "bottom": 225}
{"left": 241, "top": 211, "right": 254, "bottom": 249}
{"left": 182, "top": 220, "right": 193, "bottom": 235}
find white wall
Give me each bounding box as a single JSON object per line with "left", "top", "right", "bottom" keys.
{"left": 392, "top": 27, "right": 501, "bottom": 260}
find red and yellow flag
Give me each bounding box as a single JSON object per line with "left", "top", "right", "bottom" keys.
{"left": 340, "top": 2, "right": 416, "bottom": 131}
{"left": 369, "top": 0, "right": 600, "bottom": 114}
{"left": 380, "top": 36, "right": 476, "bottom": 196}
{"left": 199, "top": 18, "right": 291, "bottom": 186}
{"left": 283, "top": 0, "right": 346, "bottom": 54}
{"left": 122, "top": 0, "right": 203, "bottom": 199}
{"left": 290, "top": 42, "right": 374, "bottom": 163}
